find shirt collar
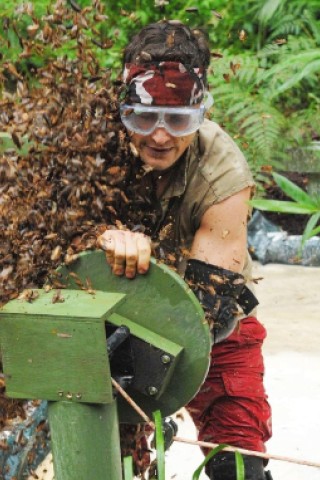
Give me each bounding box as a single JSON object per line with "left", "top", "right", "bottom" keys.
{"left": 159, "top": 136, "right": 198, "bottom": 201}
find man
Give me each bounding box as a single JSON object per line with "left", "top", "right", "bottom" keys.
{"left": 98, "top": 20, "right": 272, "bottom": 479}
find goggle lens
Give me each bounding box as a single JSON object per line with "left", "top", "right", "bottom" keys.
{"left": 134, "top": 111, "right": 159, "bottom": 132}
{"left": 164, "top": 112, "right": 192, "bottom": 133}
{"left": 120, "top": 94, "right": 213, "bottom": 137}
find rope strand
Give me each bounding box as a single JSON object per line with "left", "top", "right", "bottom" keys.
{"left": 111, "top": 377, "right": 320, "bottom": 470}
{"left": 173, "top": 436, "right": 320, "bottom": 469}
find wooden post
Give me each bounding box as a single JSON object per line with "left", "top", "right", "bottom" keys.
{"left": 0, "top": 289, "right": 126, "bottom": 480}
{"left": 48, "top": 400, "right": 122, "bottom": 480}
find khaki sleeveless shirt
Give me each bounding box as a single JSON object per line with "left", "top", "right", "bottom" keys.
{"left": 156, "top": 118, "right": 256, "bottom": 291}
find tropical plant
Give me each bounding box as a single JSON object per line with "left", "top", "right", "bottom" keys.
{"left": 123, "top": 409, "right": 245, "bottom": 479}
{"left": 249, "top": 172, "right": 320, "bottom": 245}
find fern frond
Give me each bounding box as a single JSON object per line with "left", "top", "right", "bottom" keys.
{"left": 303, "top": 9, "right": 320, "bottom": 44}
{"left": 274, "top": 59, "right": 320, "bottom": 96}
{"left": 260, "top": 49, "right": 320, "bottom": 94}
{"left": 258, "top": 0, "right": 284, "bottom": 24}
{"left": 257, "top": 43, "right": 284, "bottom": 59}
{"left": 206, "top": 0, "right": 319, "bottom": 184}
{"left": 214, "top": 86, "right": 286, "bottom": 166}
{"left": 269, "top": 14, "right": 304, "bottom": 39}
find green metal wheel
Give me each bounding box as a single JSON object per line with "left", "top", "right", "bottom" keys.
{"left": 58, "top": 250, "right": 211, "bottom": 423}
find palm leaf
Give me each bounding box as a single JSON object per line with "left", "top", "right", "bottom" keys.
{"left": 235, "top": 451, "right": 245, "bottom": 480}
{"left": 123, "top": 456, "right": 134, "bottom": 480}
{"left": 309, "top": 225, "right": 320, "bottom": 237}
{"left": 192, "top": 446, "right": 245, "bottom": 480}
{"left": 153, "top": 410, "right": 165, "bottom": 480}
{"left": 249, "top": 199, "right": 317, "bottom": 214}
{"left": 301, "top": 212, "right": 320, "bottom": 245}
{"left": 192, "top": 445, "right": 229, "bottom": 480}
{"left": 272, "top": 173, "right": 318, "bottom": 207}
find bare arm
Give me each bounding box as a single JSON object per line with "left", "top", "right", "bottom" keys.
{"left": 189, "top": 187, "right": 251, "bottom": 273}
{"left": 97, "top": 187, "right": 251, "bottom": 278}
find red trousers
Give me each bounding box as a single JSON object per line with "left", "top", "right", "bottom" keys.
{"left": 186, "top": 317, "right": 272, "bottom": 454}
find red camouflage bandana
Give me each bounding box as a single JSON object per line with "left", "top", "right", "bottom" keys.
{"left": 123, "top": 61, "right": 205, "bottom": 106}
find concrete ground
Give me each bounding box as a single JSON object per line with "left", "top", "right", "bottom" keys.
{"left": 251, "top": 261, "right": 320, "bottom": 480}
{"left": 165, "top": 261, "right": 320, "bottom": 479}
{"left": 30, "top": 261, "right": 320, "bottom": 480}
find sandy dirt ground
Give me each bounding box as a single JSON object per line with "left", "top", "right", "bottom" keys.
{"left": 30, "top": 261, "right": 320, "bottom": 480}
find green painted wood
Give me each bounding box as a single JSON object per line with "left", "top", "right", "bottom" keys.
{"left": 0, "top": 289, "right": 126, "bottom": 320}
{"left": 109, "top": 312, "right": 183, "bottom": 357}
{"left": 0, "top": 290, "right": 126, "bottom": 403}
{"left": 58, "top": 250, "right": 211, "bottom": 422}
{"left": 48, "top": 400, "right": 122, "bottom": 480}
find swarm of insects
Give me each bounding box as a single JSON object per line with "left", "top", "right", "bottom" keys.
{"left": 0, "top": 2, "right": 170, "bottom": 309}
{"left": 0, "top": 3, "right": 226, "bottom": 476}
{"left": 0, "top": 2, "right": 178, "bottom": 476}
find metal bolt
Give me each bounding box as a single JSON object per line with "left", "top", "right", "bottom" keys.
{"left": 58, "top": 391, "right": 64, "bottom": 397}
{"left": 147, "top": 386, "right": 158, "bottom": 396}
{"left": 65, "top": 392, "right": 73, "bottom": 400}
{"left": 161, "top": 354, "right": 171, "bottom": 364}
{"left": 75, "top": 393, "right": 82, "bottom": 400}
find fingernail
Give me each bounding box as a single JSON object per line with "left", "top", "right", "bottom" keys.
{"left": 113, "top": 268, "right": 124, "bottom": 276}
{"left": 138, "top": 268, "right": 148, "bottom": 274}
{"left": 126, "top": 272, "right": 136, "bottom": 279}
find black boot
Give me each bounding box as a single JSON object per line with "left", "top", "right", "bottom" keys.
{"left": 206, "top": 452, "right": 273, "bottom": 479}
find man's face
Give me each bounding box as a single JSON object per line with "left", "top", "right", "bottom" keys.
{"left": 130, "top": 127, "right": 196, "bottom": 171}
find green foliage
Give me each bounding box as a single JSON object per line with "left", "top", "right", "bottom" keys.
{"left": 209, "top": 53, "right": 287, "bottom": 178}
{"left": 152, "top": 410, "right": 166, "bottom": 480}
{"left": 206, "top": 0, "right": 320, "bottom": 184}
{"left": 249, "top": 173, "right": 320, "bottom": 244}
{"left": 123, "top": 456, "right": 134, "bottom": 480}
{"left": 1, "top": 0, "right": 319, "bottom": 203}
{"left": 0, "top": 0, "right": 218, "bottom": 83}
{"left": 122, "top": 409, "right": 246, "bottom": 479}
{"left": 192, "top": 445, "right": 244, "bottom": 480}
{"left": 234, "top": 452, "right": 245, "bottom": 480}
{"left": 2, "top": 2, "right": 317, "bottom": 475}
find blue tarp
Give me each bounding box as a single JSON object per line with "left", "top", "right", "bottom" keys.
{"left": 0, "top": 401, "right": 49, "bottom": 480}
{"left": 248, "top": 211, "right": 320, "bottom": 267}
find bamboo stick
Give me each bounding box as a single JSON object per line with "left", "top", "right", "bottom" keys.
{"left": 112, "top": 377, "right": 320, "bottom": 470}
{"left": 173, "top": 436, "right": 320, "bottom": 469}
{"left": 111, "top": 377, "right": 155, "bottom": 429}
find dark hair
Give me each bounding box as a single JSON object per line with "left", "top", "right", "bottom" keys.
{"left": 123, "top": 20, "right": 211, "bottom": 86}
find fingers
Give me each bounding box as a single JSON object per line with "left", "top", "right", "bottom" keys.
{"left": 123, "top": 233, "right": 139, "bottom": 278}
{"left": 136, "top": 234, "right": 151, "bottom": 274}
{"left": 97, "top": 231, "right": 115, "bottom": 266}
{"left": 97, "top": 229, "right": 151, "bottom": 278}
{"left": 113, "top": 232, "right": 126, "bottom": 276}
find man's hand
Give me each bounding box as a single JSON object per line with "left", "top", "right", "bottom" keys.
{"left": 97, "top": 230, "right": 152, "bottom": 279}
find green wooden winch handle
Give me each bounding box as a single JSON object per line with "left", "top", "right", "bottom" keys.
{"left": 57, "top": 251, "right": 211, "bottom": 422}
{"left": 0, "top": 250, "right": 211, "bottom": 480}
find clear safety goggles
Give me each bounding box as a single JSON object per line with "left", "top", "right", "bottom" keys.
{"left": 120, "top": 93, "right": 214, "bottom": 137}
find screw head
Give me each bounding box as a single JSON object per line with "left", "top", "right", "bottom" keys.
{"left": 75, "top": 393, "right": 82, "bottom": 400}
{"left": 65, "top": 392, "right": 73, "bottom": 400}
{"left": 147, "top": 386, "right": 158, "bottom": 396}
{"left": 161, "top": 354, "right": 171, "bottom": 364}
{"left": 58, "top": 391, "right": 64, "bottom": 397}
